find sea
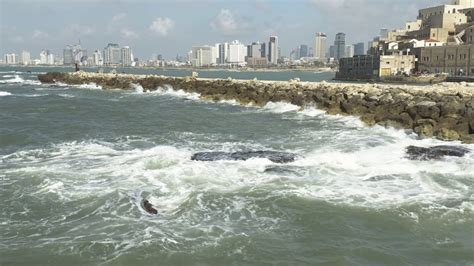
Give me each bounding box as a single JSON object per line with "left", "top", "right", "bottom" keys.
{"left": 0, "top": 66, "right": 473, "bottom": 265}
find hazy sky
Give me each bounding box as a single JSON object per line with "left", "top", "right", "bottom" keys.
{"left": 1, "top": 0, "right": 448, "bottom": 59}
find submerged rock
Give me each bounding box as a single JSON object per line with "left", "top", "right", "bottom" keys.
{"left": 264, "top": 165, "right": 305, "bottom": 176}
{"left": 142, "top": 200, "right": 158, "bottom": 215}
{"left": 406, "top": 145, "right": 470, "bottom": 160}
{"left": 191, "top": 151, "right": 297, "bottom": 164}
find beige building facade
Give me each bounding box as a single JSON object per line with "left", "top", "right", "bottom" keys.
{"left": 416, "top": 44, "right": 474, "bottom": 75}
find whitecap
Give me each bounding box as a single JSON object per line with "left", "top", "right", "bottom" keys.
{"left": 0, "top": 91, "right": 12, "bottom": 97}
{"left": 76, "top": 83, "right": 102, "bottom": 90}
{"left": 0, "top": 75, "right": 24, "bottom": 84}
{"left": 262, "top": 102, "right": 301, "bottom": 113}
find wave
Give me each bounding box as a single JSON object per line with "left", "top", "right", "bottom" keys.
{"left": 76, "top": 83, "right": 102, "bottom": 90}
{"left": 0, "top": 75, "right": 24, "bottom": 84}
{"left": 129, "top": 84, "right": 201, "bottom": 100}
{"left": 0, "top": 91, "right": 12, "bottom": 97}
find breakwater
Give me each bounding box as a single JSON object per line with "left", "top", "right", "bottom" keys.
{"left": 38, "top": 72, "right": 474, "bottom": 143}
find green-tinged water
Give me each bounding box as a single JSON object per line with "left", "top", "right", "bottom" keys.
{"left": 0, "top": 67, "right": 473, "bottom": 265}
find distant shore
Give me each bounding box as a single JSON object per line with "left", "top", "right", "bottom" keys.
{"left": 0, "top": 64, "right": 335, "bottom": 73}
{"left": 38, "top": 71, "right": 474, "bottom": 143}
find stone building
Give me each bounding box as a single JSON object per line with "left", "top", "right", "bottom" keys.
{"left": 415, "top": 43, "right": 474, "bottom": 75}
{"left": 336, "top": 54, "right": 415, "bottom": 80}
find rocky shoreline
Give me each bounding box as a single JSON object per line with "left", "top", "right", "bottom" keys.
{"left": 38, "top": 72, "right": 474, "bottom": 143}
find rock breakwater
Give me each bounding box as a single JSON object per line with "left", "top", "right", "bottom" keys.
{"left": 38, "top": 72, "right": 474, "bottom": 143}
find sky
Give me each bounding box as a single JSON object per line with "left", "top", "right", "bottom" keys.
{"left": 1, "top": 0, "right": 448, "bottom": 59}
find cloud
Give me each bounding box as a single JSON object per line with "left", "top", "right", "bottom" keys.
{"left": 120, "top": 28, "right": 138, "bottom": 39}
{"left": 8, "top": 35, "right": 24, "bottom": 43}
{"left": 65, "top": 24, "right": 96, "bottom": 36}
{"left": 210, "top": 9, "right": 238, "bottom": 35}
{"left": 149, "top": 17, "right": 175, "bottom": 36}
{"left": 112, "top": 13, "right": 127, "bottom": 22}
{"left": 210, "top": 9, "right": 255, "bottom": 36}
{"left": 32, "top": 30, "right": 49, "bottom": 39}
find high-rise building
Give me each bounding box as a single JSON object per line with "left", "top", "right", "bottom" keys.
{"left": 329, "top": 45, "right": 336, "bottom": 59}
{"left": 299, "top": 45, "right": 308, "bottom": 58}
{"left": 268, "top": 36, "right": 279, "bottom": 64}
{"left": 3, "top": 54, "right": 18, "bottom": 65}
{"left": 191, "top": 46, "right": 214, "bottom": 67}
{"left": 345, "top": 45, "right": 354, "bottom": 58}
{"left": 104, "top": 43, "right": 121, "bottom": 66}
{"left": 247, "top": 42, "right": 266, "bottom": 58}
{"left": 217, "top": 43, "right": 228, "bottom": 64}
{"left": 121, "top": 46, "right": 132, "bottom": 66}
{"left": 314, "top": 32, "right": 327, "bottom": 59}
{"left": 21, "top": 51, "right": 31, "bottom": 65}
{"left": 354, "top": 42, "right": 365, "bottom": 56}
{"left": 334, "top": 33, "right": 346, "bottom": 60}
{"left": 40, "top": 50, "right": 48, "bottom": 65}
{"left": 228, "top": 40, "right": 246, "bottom": 64}
{"left": 63, "top": 44, "right": 87, "bottom": 65}
{"left": 47, "top": 53, "right": 55, "bottom": 65}
{"left": 92, "top": 50, "right": 103, "bottom": 66}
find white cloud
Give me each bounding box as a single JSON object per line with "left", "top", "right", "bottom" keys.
{"left": 149, "top": 17, "right": 175, "bottom": 36}
{"left": 210, "top": 9, "right": 238, "bottom": 35}
{"left": 32, "top": 30, "right": 49, "bottom": 39}
{"left": 112, "top": 13, "right": 127, "bottom": 22}
{"left": 65, "top": 24, "right": 96, "bottom": 36}
{"left": 120, "top": 28, "right": 138, "bottom": 39}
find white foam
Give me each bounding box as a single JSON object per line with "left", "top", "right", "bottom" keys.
{"left": 0, "top": 91, "right": 12, "bottom": 97}
{"left": 154, "top": 85, "right": 201, "bottom": 100}
{"left": 77, "top": 83, "right": 102, "bottom": 90}
{"left": 0, "top": 75, "right": 24, "bottom": 84}
{"left": 262, "top": 102, "right": 301, "bottom": 113}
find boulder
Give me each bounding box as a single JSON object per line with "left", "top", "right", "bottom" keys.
{"left": 191, "top": 151, "right": 297, "bottom": 164}
{"left": 406, "top": 145, "right": 470, "bottom": 160}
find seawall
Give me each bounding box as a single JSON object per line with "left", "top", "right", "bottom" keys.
{"left": 38, "top": 72, "right": 474, "bottom": 143}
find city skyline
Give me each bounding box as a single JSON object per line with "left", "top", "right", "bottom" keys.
{"left": 1, "top": 0, "right": 448, "bottom": 59}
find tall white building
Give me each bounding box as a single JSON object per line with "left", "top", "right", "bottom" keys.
{"left": 269, "top": 36, "right": 279, "bottom": 64}
{"left": 314, "top": 32, "right": 327, "bottom": 59}
{"left": 104, "top": 43, "right": 121, "bottom": 66}
{"left": 121, "top": 46, "right": 132, "bottom": 66}
{"left": 47, "top": 53, "right": 55, "bottom": 65}
{"left": 92, "top": 50, "right": 103, "bottom": 66}
{"left": 21, "top": 51, "right": 31, "bottom": 65}
{"left": 40, "top": 50, "right": 48, "bottom": 65}
{"left": 191, "top": 46, "right": 214, "bottom": 67}
{"left": 228, "top": 40, "right": 246, "bottom": 64}
{"left": 4, "top": 54, "right": 18, "bottom": 65}
{"left": 345, "top": 45, "right": 354, "bottom": 58}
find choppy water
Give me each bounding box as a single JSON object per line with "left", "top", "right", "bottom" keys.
{"left": 0, "top": 67, "right": 473, "bottom": 265}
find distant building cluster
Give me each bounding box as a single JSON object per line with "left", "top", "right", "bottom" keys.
{"left": 338, "top": 0, "right": 474, "bottom": 80}
{"left": 189, "top": 37, "right": 277, "bottom": 67}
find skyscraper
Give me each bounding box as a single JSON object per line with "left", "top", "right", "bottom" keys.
{"left": 121, "top": 46, "right": 132, "bottom": 66}
{"left": 21, "top": 51, "right": 30, "bottom": 65}
{"left": 299, "top": 45, "right": 308, "bottom": 58}
{"left": 268, "top": 36, "right": 279, "bottom": 64}
{"left": 104, "top": 43, "right": 121, "bottom": 66}
{"left": 228, "top": 40, "right": 246, "bottom": 64}
{"left": 63, "top": 44, "right": 87, "bottom": 65}
{"left": 354, "top": 42, "right": 365, "bottom": 56}
{"left": 345, "top": 45, "right": 354, "bottom": 58}
{"left": 334, "top": 33, "right": 346, "bottom": 60}
{"left": 314, "top": 32, "right": 327, "bottom": 59}
{"left": 217, "top": 43, "right": 228, "bottom": 64}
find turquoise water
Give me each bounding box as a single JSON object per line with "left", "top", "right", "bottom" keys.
{"left": 0, "top": 68, "right": 473, "bottom": 265}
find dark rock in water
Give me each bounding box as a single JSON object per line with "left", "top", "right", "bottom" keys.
{"left": 191, "top": 151, "right": 297, "bottom": 164}
{"left": 264, "top": 165, "right": 305, "bottom": 176}
{"left": 365, "top": 175, "right": 397, "bottom": 182}
{"left": 142, "top": 200, "right": 158, "bottom": 215}
{"left": 406, "top": 145, "right": 470, "bottom": 160}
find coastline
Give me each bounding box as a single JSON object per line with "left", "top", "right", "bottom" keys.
{"left": 38, "top": 72, "right": 474, "bottom": 143}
